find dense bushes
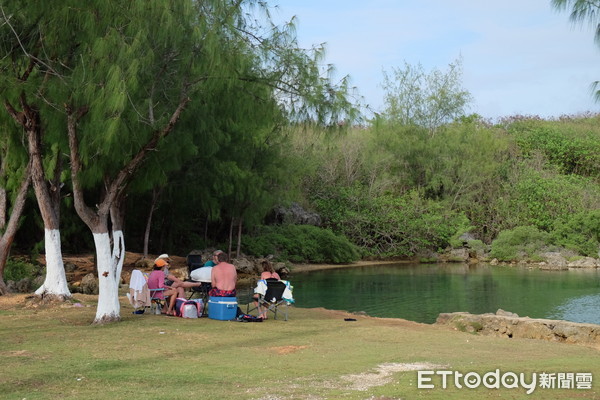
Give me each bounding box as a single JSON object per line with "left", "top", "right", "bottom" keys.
{"left": 550, "top": 210, "right": 600, "bottom": 257}
{"left": 4, "top": 258, "right": 37, "bottom": 282}
{"left": 489, "top": 226, "right": 551, "bottom": 261}
{"left": 242, "top": 224, "right": 360, "bottom": 264}
{"left": 312, "top": 186, "right": 469, "bottom": 257}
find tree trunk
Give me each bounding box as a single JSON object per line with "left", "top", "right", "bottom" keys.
{"left": 228, "top": 217, "right": 234, "bottom": 259}
{"left": 66, "top": 95, "right": 188, "bottom": 324}
{"left": 204, "top": 215, "right": 209, "bottom": 244}
{"left": 0, "top": 162, "right": 31, "bottom": 296}
{"left": 4, "top": 96, "right": 70, "bottom": 300}
{"left": 92, "top": 227, "right": 121, "bottom": 323}
{"left": 236, "top": 217, "right": 243, "bottom": 258}
{"left": 143, "top": 187, "right": 161, "bottom": 258}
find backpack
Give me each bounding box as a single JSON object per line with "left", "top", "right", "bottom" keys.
{"left": 174, "top": 298, "right": 203, "bottom": 318}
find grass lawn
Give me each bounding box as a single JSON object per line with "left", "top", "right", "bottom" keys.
{"left": 0, "top": 293, "right": 598, "bottom": 400}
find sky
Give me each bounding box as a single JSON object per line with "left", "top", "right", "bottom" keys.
{"left": 271, "top": 0, "right": 600, "bottom": 120}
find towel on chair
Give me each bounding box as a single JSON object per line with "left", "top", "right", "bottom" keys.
{"left": 128, "top": 269, "right": 151, "bottom": 308}
{"left": 253, "top": 279, "right": 295, "bottom": 304}
{"left": 129, "top": 269, "right": 147, "bottom": 291}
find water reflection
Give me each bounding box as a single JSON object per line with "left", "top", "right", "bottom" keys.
{"left": 289, "top": 263, "right": 600, "bottom": 324}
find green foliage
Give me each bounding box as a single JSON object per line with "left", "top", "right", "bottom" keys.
{"left": 381, "top": 57, "right": 473, "bottom": 134}
{"left": 4, "top": 258, "right": 36, "bottom": 281}
{"left": 242, "top": 224, "right": 360, "bottom": 264}
{"left": 489, "top": 226, "right": 551, "bottom": 261}
{"left": 312, "top": 185, "right": 469, "bottom": 257}
{"left": 511, "top": 120, "right": 600, "bottom": 177}
{"left": 550, "top": 210, "right": 600, "bottom": 257}
{"left": 497, "top": 167, "right": 599, "bottom": 231}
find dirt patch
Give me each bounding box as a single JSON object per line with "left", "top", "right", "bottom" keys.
{"left": 269, "top": 345, "right": 309, "bottom": 355}
{"left": 0, "top": 293, "right": 29, "bottom": 309}
{"left": 339, "top": 362, "right": 447, "bottom": 391}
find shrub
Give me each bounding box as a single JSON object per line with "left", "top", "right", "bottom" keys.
{"left": 550, "top": 210, "right": 600, "bottom": 257}
{"left": 312, "top": 186, "right": 469, "bottom": 257}
{"left": 4, "top": 258, "right": 36, "bottom": 282}
{"left": 490, "top": 226, "right": 550, "bottom": 261}
{"left": 242, "top": 224, "right": 360, "bottom": 264}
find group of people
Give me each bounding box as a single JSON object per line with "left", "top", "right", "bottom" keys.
{"left": 147, "top": 250, "right": 238, "bottom": 316}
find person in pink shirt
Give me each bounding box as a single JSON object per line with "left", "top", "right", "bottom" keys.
{"left": 147, "top": 259, "right": 183, "bottom": 315}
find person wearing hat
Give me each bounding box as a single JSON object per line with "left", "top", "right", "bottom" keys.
{"left": 147, "top": 258, "right": 183, "bottom": 315}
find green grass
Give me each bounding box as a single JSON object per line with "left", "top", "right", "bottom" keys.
{"left": 0, "top": 294, "right": 598, "bottom": 400}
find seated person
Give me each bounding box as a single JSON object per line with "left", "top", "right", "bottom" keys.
{"left": 170, "top": 250, "right": 225, "bottom": 294}
{"left": 259, "top": 260, "right": 280, "bottom": 280}
{"left": 147, "top": 258, "right": 184, "bottom": 315}
{"left": 253, "top": 260, "right": 281, "bottom": 318}
{"left": 208, "top": 252, "right": 237, "bottom": 297}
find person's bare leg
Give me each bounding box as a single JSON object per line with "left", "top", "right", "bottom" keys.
{"left": 166, "top": 289, "right": 179, "bottom": 315}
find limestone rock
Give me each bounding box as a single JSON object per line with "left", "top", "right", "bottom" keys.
{"left": 436, "top": 311, "right": 600, "bottom": 346}
{"left": 80, "top": 273, "right": 99, "bottom": 295}
{"left": 233, "top": 257, "right": 256, "bottom": 274}
{"left": 270, "top": 202, "right": 322, "bottom": 226}
{"left": 539, "top": 252, "right": 568, "bottom": 270}
{"left": 567, "top": 257, "right": 599, "bottom": 268}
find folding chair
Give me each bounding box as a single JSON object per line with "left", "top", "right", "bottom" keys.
{"left": 247, "top": 278, "right": 290, "bottom": 321}
{"left": 127, "top": 269, "right": 151, "bottom": 314}
{"left": 186, "top": 253, "right": 204, "bottom": 277}
{"left": 149, "top": 287, "right": 166, "bottom": 315}
{"left": 186, "top": 282, "right": 211, "bottom": 317}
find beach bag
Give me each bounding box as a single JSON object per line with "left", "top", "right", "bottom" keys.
{"left": 175, "top": 298, "right": 203, "bottom": 318}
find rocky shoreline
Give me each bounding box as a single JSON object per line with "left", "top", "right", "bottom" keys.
{"left": 6, "top": 248, "right": 600, "bottom": 296}
{"left": 436, "top": 309, "right": 600, "bottom": 348}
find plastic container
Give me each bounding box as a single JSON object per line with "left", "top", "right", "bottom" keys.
{"left": 182, "top": 304, "right": 199, "bottom": 318}
{"left": 208, "top": 296, "right": 238, "bottom": 320}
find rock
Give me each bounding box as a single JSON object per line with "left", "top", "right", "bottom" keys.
{"left": 270, "top": 202, "right": 322, "bottom": 226}
{"left": 458, "top": 232, "right": 477, "bottom": 245}
{"left": 436, "top": 311, "right": 600, "bottom": 346}
{"left": 496, "top": 309, "right": 519, "bottom": 318}
{"left": 539, "top": 252, "right": 568, "bottom": 270}
{"left": 567, "top": 257, "right": 599, "bottom": 268}
{"left": 448, "top": 248, "right": 469, "bottom": 262}
{"left": 64, "top": 262, "right": 78, "bottom": 273}
{"left": 80, "top": 273, "right": 99, "bottom": 295}
{"left": 6, "top": 280, "right": 16, "bottom": 292}
{"left": 274, "top": 262, "right": 289, "bottom": 277}
{"left": 15, "top": 278, "right": 31, "bottom": 293}
{"left": 135, "top": 258, "right": 153, "bottom": 270}
{"left": 32, "top": 275, "right": 44, "bottom": 289}
{"left": 232, "top": 257, "right": 256, "bottom": 274}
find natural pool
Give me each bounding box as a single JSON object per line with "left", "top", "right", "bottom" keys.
{"left": 287, "top": 263, "right": 600, "bottom": 324}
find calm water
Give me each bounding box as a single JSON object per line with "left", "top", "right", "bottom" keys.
{"left": 287, "top": 263, "right": 600, "bottom": 324}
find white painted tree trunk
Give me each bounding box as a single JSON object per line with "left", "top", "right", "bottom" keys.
{"left": 34, "top": 229, "right": 71, "bottom": 298}
{"left": 92, "top": 230, "right": 125, "bottom": 323}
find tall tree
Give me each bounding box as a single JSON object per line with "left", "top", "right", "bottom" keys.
{"left": 0, "top": 6, "right": 72, "bottom": 300}
{"left": 0, "top": 125, "right": 30, "bottom": 294}
{"left": 381, "top": 58, "right": 472, "bottom": 135}
{"left": 3, "top": 0, "right": 357, "bottom": 323}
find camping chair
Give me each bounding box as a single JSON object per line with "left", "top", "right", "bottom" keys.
{"left": 247, "top": 278, "right": 290, "bottom": 321}
{"left": 149, "top": 287, "right": 166, "bottom": 315}
{"left": 186, "top": 253, "right": 204, "bottom": 276}
{"left": 127, "top": 269, "right": 151, "bottom": 314}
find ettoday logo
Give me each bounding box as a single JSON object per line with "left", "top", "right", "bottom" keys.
{"left": 417, "top": 370, "right": 593, "bottom": 394}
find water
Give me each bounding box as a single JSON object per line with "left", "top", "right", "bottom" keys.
{"left": 287, "top": 263, "right": 600, "bottom": 324}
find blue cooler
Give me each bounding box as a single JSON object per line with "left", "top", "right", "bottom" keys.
{"left": 208, "top": 296, "right": 238, "bottom": 320}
